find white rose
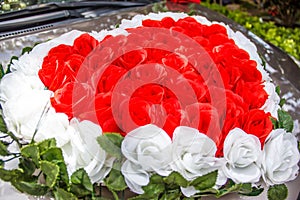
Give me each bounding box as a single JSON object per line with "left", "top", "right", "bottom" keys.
{"left": 171, "top": 126, "right": 223, "bottom": 181}
{"left": 62, "top": 119, "right": 113, "bottom": 183}
{"left": 121, "top": 124, "right": 172, "bottom": 176}
{"left": 223, "top": 128, "right": 262, "bottom": 183}
{"left": 262, "top": 129, "right": 300, "bottom": 185}
{"left": 121, "top": 160, "right": 150, "bottom": 194}
{"left": 1, "top": 90, "right": 52, "bottom": 140}
{"left": 34, "top": 109, "right": 72, "bottom": 147}
{"left": 0, "top": 71, "right": 45, "bottom": 102}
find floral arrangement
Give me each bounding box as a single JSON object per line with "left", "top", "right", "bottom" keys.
{"left": 0, "top": 12, "right": 299, "bottom": 200}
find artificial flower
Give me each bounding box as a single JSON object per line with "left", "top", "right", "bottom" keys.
{"left": 223, "top": 128, "right": 262, "bottom": 183}
{"left": 262, "top": 129, "right": 300, "bottom": 185}
{"left": 171, "top": 126, "right": 223, "bottom": 181}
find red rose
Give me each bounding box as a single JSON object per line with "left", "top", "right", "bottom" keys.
{"left": 235, "top": 80, "right": 268, "bottom": 109}
{"left": 142, "top": 19, "right": 162, "bottom": 27}
{"left": 132, "top": 84, "right": 165, "bottom": 104}
{"left": 162, "top": 53, "right": 188, "bottom": 72}
{"left": 241, "top": 109, "right": 273, "bottom": 146}
{"left": 39, "top": 44, "right": 74, "bottom": 90}
{"left": 182, "top": 103, "right": 222, "bottom": 143}
{"left": 96, "top": 64, "right": 127, "bottom": 93}
{"left": 168, "top": 0, "right": 201, "bottom": 4}
{"left": 161, "top": 17, "right": 176, "bottom": 28}
{"left": 113, "top": 49, "right": 147, "bottom": 70}
{"left": 203, "top": 24, "right": 227, "bottom": 37}
{"left": 73, "top": 33, "right": 99, "bottom": 57}
{"left": 51, "top": 82, "right": 74, "bottom": 118}
{"left": 128, "top": 97, "right": 152, "bottom": 130}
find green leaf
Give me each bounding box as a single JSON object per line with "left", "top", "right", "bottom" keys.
{"left": 18, "top": 158, "right": 36, "bottom": 177}
{"left": 7, "top": 56, "right": 18, "bottom": 72}
{"left": 21, "top": 144, "right": 40, "bottom": 167}
{"left": 97, "top": 133, "right": 123, "bottom": 159}
{"left": 12, "top": 180, "right": 49, "bottom": 196}
{"left": 215, "top": 179, "right": 240, "bottom": 197}
{"left": 21, "top": 46, "right": 33, "bottom": 55}
{"left": 70, "top": 168, "right": 93, "bottom": 197}
{"left": 0, "top": 140, "right": 9, "bottom": 156}
{"left": 56, "top": 162, "right": 70, "bottom": 187}
{"left": 38, "top": 138, "right": 57, "bottom": 154}
{"left": 275, "top": 86, "right": 281, "bottom": 96}
{"left": 279, "top": 99, "right": 286, "bottom": 107}
{"left": 267, "top": 184, "right": 288, "bottom": 200}
{"left": 0, "top": 113, "right": 8, "bottom": 133}
{"left": 238, "top": 183, "right": 252, "bottom": 194}
{"left": 130, "top": 174, "right": 165, "bottom": 200}
{"left": 241, "top": 186, "right": 264, "bottom": 196}
{"left": 277, "top": 110, "right": 294, "bottom": 132}
{"left": 0, "top": 167, "right": 23, "bottom": 181}
{"left": 104, "top": 161, "right": 126, "bottom": 191}
{"left": 41, "top": 147, "right": 64, "bottom": 162}
{"left": 40, "top": 161, "right": 60, "bottom": 187}
{"left": 164, "top": 171, "right": 188, "bottom": 188}
{"left": 53, "top": 188, "right": 77, "bottom": 200}
{"left": 159, "top": 190, "right": 181, "bottom": 200}
{"left": 0, "top": 64, "right": 5, "bottom": 80}
{"left": 189, "top": 170, "right": 217, "bottom": 191}
{"left": 142, "top": 174, "right": 165, "bottom": 197}
{"left": 270, "top": 117, "right": 278, "bottom": 129}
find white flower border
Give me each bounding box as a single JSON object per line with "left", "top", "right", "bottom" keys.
{"left": 0, "top": 12, "right": 299, "bottom": 197}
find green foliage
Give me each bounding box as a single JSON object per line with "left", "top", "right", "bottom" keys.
{"left": 0, "top": 112, "right": 8, "bottom": 133}
{"left": 0, "top": 140, "right": 9, "bottom": 156}
{"left": 277, "top": 109, "right": 294, "bottom": 132}
{"left": 70, "top": 168, "right": 93, "bottom": 197}
{"left": 0, "top": 138, "right": 95, "bottom": 199}
{"left": 97, "top": 133, "right": 124, "bottom": 159}
{"left": 201, "top": 2, "right": 300, "bottom": 60}
{"left": 267, "top": 184, "right": 288, "bottom": 200}
{"left": 190, "top": 170, "right": 217, "bottom": 191}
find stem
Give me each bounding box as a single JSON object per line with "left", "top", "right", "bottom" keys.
{"left": 0, "top": 135, "right": 9, "bottom": 139}
{"left": 2, "top": 153, "right": 21, "bottom": 162}
{"left": 31, "top": 101, "right": 50, "bottom": 143}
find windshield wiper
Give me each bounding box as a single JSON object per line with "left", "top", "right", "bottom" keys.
{"left": 0, "top": 0, "right": 151, "bottom": 32}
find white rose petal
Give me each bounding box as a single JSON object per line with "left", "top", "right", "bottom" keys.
{"left": 62, "top": 119, "right": 113, "bottom": 183}
{"left": 223, "top": 128, "right": 262, "bottom": 183}
{"left": 171, "top": 126, "right": 223, "bottom": 181}
{"left": 121, "top": 124, "right": 172, "bottom": 176}
{"left": 0, "top": 71, "right": 45, "bottom": 102}
{"left": 180, "top": 186, "right": 198, "bottom": 197}
{"left": 1, "top": 90, "right": 51, "bottom": 140}
{"left": 261, "top": 82, "right": 280, "bottom": 118}
{"left": 35, "top": 109, "right": 72, "bottom": 147}
{"left": 121, "top": 160, "right": 150, "bottom": 194}
{"left": 262, "top": 129, "right": 300, "bottom": 185}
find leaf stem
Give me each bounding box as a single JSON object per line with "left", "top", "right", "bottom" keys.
{"left": 2, "top": 153, "right": 21, "bottom": 162}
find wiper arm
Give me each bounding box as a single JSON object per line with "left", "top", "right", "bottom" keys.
{"left": 0, "top": 1, "right": 149, "bottom": 21}
{"left": 0, "top": 10, "right": 79, "bottom": 32}
{"left": 0, "top": 0, "right": 150, "bottom": 32}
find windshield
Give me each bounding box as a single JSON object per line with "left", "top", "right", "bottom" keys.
{"left": 0, "top": 0, "right": 72, "bottom": 14}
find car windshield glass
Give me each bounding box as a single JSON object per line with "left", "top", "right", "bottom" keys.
{"left": 0, "top": 0, "right": 70, "bottom": 14}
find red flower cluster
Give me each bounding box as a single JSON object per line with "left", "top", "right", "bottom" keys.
{"left": 38, "top": 17, "right": 272, "bottom": 156}
{"left": 168, "top": 0, "right": 201, "bottom": 4}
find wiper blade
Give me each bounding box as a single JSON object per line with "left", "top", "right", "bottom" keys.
{"left": 0, "top": 0, "right": 150, "bottom": 32}
{"left": 0, "top": 0, "right": 149, "bottom": 21}
{"left": 0, "top": 10, "right": 78, "bottom": 32}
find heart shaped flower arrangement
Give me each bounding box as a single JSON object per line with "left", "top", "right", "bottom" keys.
{"left": 0, "top": 12, "right": 299, "bottom": 200}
